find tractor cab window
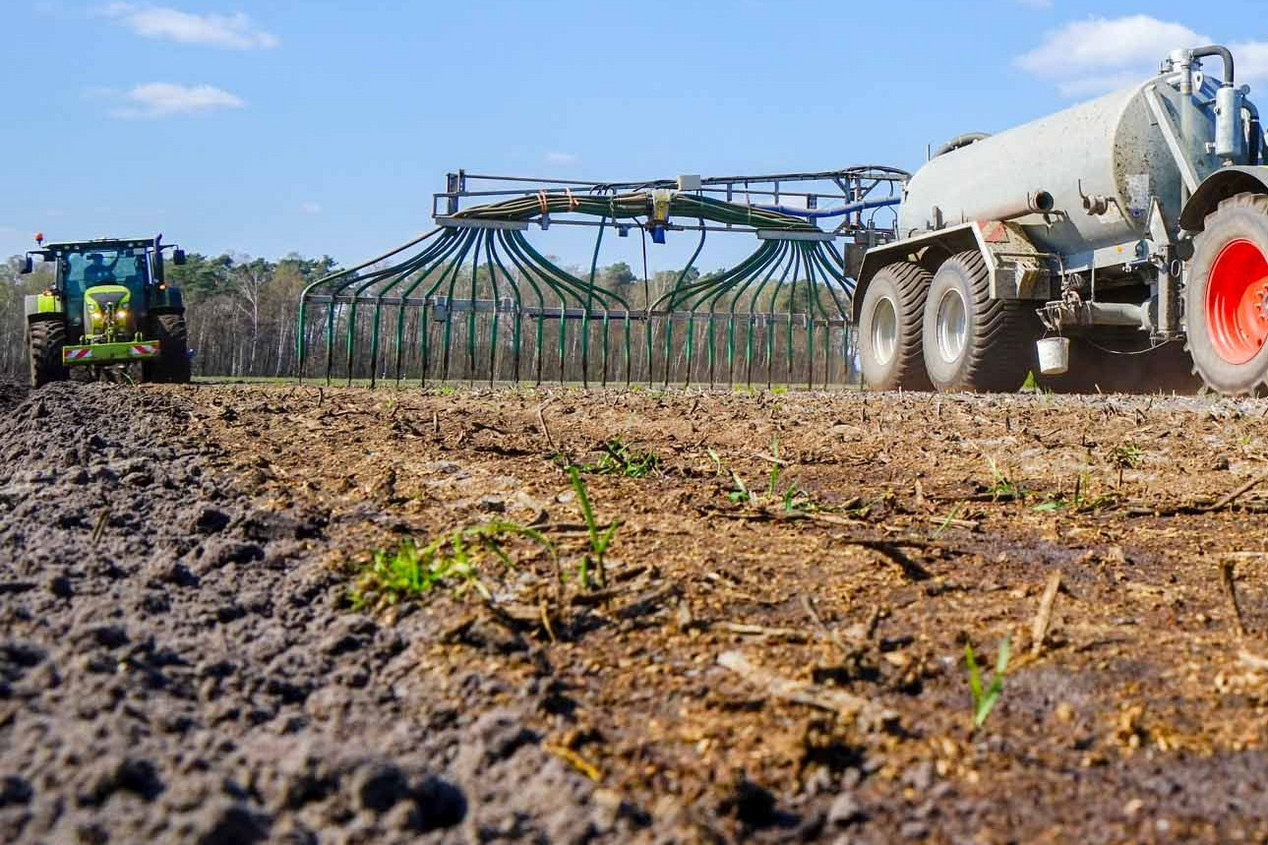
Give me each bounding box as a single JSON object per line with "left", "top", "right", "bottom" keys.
{"left": 62, "top": 249, "right": 150, "bottom": 296}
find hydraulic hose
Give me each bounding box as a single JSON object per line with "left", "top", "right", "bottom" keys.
{"left": 1193, "top": 45, "right": 1235, "bottom": 86}
{"left": 933, "top": 132, "right": 991, "bottom": 158}
{"left": 1246, "top": 99, "right": 1262, "bottom": 166}
{"left": 452, "top": 190, "right": 820, "bottom": 232}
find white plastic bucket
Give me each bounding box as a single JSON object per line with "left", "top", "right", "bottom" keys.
{"left": 1036, "top": 337, "right": 1070, "bottom": 376}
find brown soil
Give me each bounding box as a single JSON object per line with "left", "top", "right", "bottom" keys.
{"left": 6, "top": 381, "right": 1268, "bottom": 843}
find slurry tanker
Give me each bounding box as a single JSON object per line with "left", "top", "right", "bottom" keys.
{"left": 854, "top": 45, "right": 1268, "bottom": 395}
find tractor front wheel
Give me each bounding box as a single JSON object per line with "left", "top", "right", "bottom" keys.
{"left": 142, "top": 312, "right": 192, "bottom": 384}
{"left": 28, "top": 318, "right": 68, "bottom": 388}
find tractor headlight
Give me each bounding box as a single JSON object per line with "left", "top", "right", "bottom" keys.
{"left": 117, "top": 309, "right": 128, "bottom": 320}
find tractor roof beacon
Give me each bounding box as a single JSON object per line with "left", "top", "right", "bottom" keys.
{"left": 21, "top": 235, "right": 193, "bottom": 388}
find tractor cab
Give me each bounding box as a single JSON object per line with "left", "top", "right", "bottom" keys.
{"left": 21, "top": 235, "right": 192, "bottom": 386}
{"left": 26, "top": 237, "right": 185, "bottom": 344}
{"left": 62, "top": 246, "right": 149, "bottom": 344}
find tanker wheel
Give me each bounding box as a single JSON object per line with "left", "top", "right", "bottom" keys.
{"left": 921, "top": 251, "right": 1039, "bottom": 393}
{"left": 28, "top": 318, "right": 68, "bottom": 389}
{"left": 1186, "top": 192, "right": 1268, "bottom": 396}
{"left": 858, "top": 261, "right": 932, "bottom": 391}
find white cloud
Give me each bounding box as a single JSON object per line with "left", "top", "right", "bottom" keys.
{"left": 1234, "top": 41, "right": 1268, "bottom": 90}
{"left": 1015, "top": 16, "right": 1268, "bottom": 97}
{"left": 544, "top": 152, "right": 578, "bottom": 165}
{"left": 110, "top": 82, "right": 245, "bottom": 118}
{"left": 101, "top": 3, "right": 278, "bottom": 49}
{"left": 299, "top": 202, "right": 322, "bottom": 214}
{"left": 1016, "top": 15, "right": 1206, "bottom": 91}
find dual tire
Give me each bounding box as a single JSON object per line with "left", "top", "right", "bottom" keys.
{"left": 859, "top": 253, "right": 1037, "bottom": 392}
{"left": 857, "top": 261, "right": 931, "bottom": 391}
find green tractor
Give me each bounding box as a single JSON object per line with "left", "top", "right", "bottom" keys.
{"left": 20, "top": 234, "right": 192, "bottom": 387}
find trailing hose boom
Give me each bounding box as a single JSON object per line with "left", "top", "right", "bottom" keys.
{"left": 298, "top": 169, "right": 908, "bottom": 389}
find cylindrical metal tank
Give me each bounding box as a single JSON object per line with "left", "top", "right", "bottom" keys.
{"left": 899, "top": 74, "right": 1232, "bottom": 257}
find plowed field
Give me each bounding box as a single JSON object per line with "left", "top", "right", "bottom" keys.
{"left": 4, "top": 381, "right": 1268, "bottom": 843}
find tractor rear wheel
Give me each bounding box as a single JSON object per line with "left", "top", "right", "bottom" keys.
{"left": 142, "top": 312, "right": 192, "bottom": 384}
{"left": 921, "top": 251, "right": 1039, "bottom": 392}
{"left": 28, "top": 318, "right": 67, "bottom": 388}
{"left": 1185, "top": 193, "right": 1268, "bottom": 395}
{"left": 858, "top": 262, "right": 932, "bottom": 391}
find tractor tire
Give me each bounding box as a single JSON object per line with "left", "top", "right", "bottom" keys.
{"left": 28, "top": 318, "right": 68, "bottom": 388}
{"left": 921, "top": 251, "right": 1040, "bottom": 393}
{"left": 1185, "top": 192, "right": 1268, "bottom": 396}
{"left": 142, "top": 312, "right": 192, "bottom": 384}
{"left": 1037, "top": 332, "right": 1201, "bottom": 395}
{"left": 858, "top": 261, "right": 932, "bottom": 391}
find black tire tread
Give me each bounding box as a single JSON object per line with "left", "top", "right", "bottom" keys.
{"left": 28, "top": 318, "right": 67, "bottom": 388}
{"left": 1187, "top": 192, "right": 1268, "bottom": 396}
{"left": 931, "top": 251, "right": 1038, "bottom": 392}
{"left": 143, "top": 312, "right": 192, "bottom": 384}
{"left": 861, "top": 262, "right": 932, "bottom": 391}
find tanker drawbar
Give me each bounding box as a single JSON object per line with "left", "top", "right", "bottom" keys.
{"left": 855, "top": 44, "right": 1268, "bottom": 396}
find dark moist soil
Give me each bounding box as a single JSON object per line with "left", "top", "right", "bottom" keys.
{"left": 4, "top": 381, "right": 1268, "bottom": 844}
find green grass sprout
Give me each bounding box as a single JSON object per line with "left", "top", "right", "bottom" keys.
{"left": 965, "top": 635, "right": 1011, "bottom": 728}
{"left": 350, "top": 521, "right": 555, "bottom": 610}
{"left": 569, "top": 466, "right": 622, "bottom": 589}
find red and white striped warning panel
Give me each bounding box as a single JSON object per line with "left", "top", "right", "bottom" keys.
{"left": 130, "top": 344, "right": 159, "bottom": 357}
{"left": 63, "top": 348, "right": 92, "bottom": 361}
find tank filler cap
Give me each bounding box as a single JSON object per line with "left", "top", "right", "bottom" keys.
{"left": 1168, "top": 48, "right": 1194, "bottom": 68}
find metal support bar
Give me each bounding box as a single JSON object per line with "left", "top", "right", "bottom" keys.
{"left": 431, "top": 167, "right": 910, "bottom": 244}
{"left": 305, "top": 294, "right": 846, "bottom": 327}
{"left": 756, "top": 230, "right": 836, "bottom": 242}
{"left": 1144, "top": 85, "right": 1202, "bottom": 194}
{"left": 436, "top": 217, "right": 530, "bottom": 231}
{"left": 1050, "top": 300, "right": 1153, "bottom": 331}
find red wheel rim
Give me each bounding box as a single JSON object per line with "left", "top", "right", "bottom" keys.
{"left": 1206, "top": 239, "right": 1268, "bottom": 365}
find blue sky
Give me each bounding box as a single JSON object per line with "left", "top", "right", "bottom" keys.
{"left": 4, "top": 1, "right": 1268, "bottom": 271}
